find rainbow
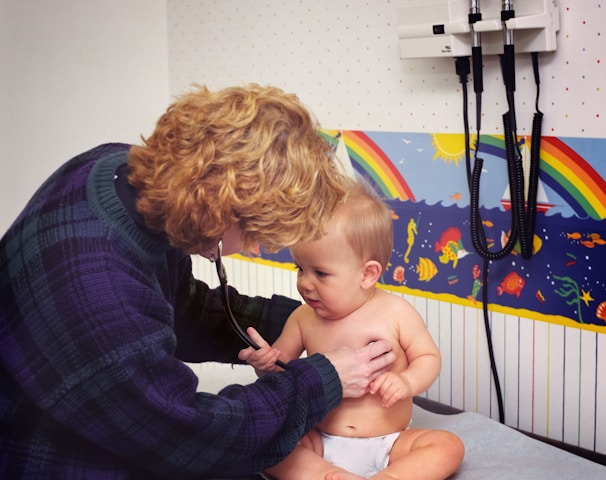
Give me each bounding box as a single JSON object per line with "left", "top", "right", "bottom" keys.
{"left": 540, "top": 137, "right": 606, "bottom": 220}
{"left": 319, "top": 130, "right": 415, "bottom": 201}
{"left": 479, "top": 135, "right": 606, "bottom": 220}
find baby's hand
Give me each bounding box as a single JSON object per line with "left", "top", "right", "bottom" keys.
{"left": 237, "top": 327, "right": 282, "bottom": 373}
{"left": 369, "top": 371, "right": 412, "bottom": 408}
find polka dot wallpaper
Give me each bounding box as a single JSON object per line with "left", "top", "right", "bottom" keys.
{"left": 167, "top": 0, "right": 604, "bottom": 137}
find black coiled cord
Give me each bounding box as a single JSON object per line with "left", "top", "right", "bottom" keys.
{"left": 522, "top": 52, "right": 544, "bottom": 259}
{"left": 456, "top": 55, "right": 506, "bottom": 424}
{"left": 469, "top": 112, "right": 523, "bottom": 261}
{"left": 457, "top": 50, "right": 544, "bottom": 424}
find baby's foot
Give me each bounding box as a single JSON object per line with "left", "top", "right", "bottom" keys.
{"left": 325, "top": 471, "right": 366, "bottom": 480}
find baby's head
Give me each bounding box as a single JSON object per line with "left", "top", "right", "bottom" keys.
{"left": 289, "top": 180, "right": 394, "bottom": 318}
{"left": 330, "top": 180, "right": 393, "bottom": 272}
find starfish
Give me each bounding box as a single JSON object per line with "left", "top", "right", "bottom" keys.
{"left": 580, "top": 289, "right": 594, "bottom": 307}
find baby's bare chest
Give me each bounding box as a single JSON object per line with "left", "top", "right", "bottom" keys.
{"left": 305, "top": 318, "right": 393, "bottom": 349}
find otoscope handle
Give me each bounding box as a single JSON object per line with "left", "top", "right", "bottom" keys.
{"left": 502, "top": 44, "right": 516, "bottom": 93}
{"left": 471, "top": 46, "right": 483, "bottom": 94}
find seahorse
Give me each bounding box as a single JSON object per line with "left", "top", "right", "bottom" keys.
{"left": 404, "top": 217, "right": 417, "bottom": 264}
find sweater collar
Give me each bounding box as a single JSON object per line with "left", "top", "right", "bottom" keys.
{"left": 87, "top": 151, "right": 172, "bottom": 262}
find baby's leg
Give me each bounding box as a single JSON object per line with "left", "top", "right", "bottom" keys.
{"left": 266, "top": 429, "right": 365, "bottom": 480}
{"left": 370, "top": 428, "right": 464, "bottom": 480}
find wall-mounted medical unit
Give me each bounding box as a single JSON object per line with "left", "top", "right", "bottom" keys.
{"left": 396, "top": 0, "right": 560, "bottom": 58}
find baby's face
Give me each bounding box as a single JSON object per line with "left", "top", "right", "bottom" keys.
{"left": 291, "top": 225, "right": 367, "bottom": 321}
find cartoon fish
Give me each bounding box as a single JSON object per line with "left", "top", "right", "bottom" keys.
{"left": 583, "top": 233, "right": 606, "bottom": 246}
{"left": 482, "top": 220, "right": 494, "bottom": 228}
{"left": 416, "top": 257, "right": 437, "bottom": 282}
{"left": 450, "top": 192, "right": 462, "bottom": 201}
{"left": 536, "top": 290, "right": 545, "bottom": 303}
{"left": 566, "top": 232, "right": 582, "bottom": 240}
{"left": 596, "top": 301, "right": 606, "bottom": 322}
{"left": 500, "top": 230, "right": 543, "bottom": 255}
{"left": 435, "top": 227, "right": 461, "bottom": 251}
{"left": 496, "top": 271, "right": 525, "bottom": 298}
{"left": 392, "top": 265, "right": 405, "bottom": 284}
{"left": 435, "top": 227, "right": 469, "bottom": 268}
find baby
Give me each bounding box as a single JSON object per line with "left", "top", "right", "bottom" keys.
{"left": 240, "top": 182, "right": 464, "bottom": 479}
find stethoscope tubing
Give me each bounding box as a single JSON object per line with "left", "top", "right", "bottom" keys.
{"left": 213, "top": 242, "right": 287, "bottom": 370}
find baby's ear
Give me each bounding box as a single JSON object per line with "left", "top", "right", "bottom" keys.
{"left": 361, "top": 260, "right": 382, "bottom": 288}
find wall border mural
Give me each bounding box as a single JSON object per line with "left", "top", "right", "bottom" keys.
{"left": 254, "top": 130, "right": 606, "bottom": 333}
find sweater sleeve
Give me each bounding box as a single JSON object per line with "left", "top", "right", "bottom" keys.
{"left": 174, "top": 256, "right": 301, "bottom": 363}
{"left": 98, "top": 260, "right": 341, "bottom": 477}
{"left": 1, "top": 251, "right": 341, "bottom": 478}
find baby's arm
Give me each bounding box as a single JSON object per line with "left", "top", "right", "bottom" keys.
{"left": 238, "top": 306, "right": 307, "bottom": 375}
{"left": 370, "top": 299, "right": 441, "bottom": 407}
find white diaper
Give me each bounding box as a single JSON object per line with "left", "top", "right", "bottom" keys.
{"left": 321, "top": 431, "right": 401, "bottom": 477}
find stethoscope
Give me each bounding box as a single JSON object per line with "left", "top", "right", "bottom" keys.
{"left": 211, "top": 241, "right": 287, "bottom": 369}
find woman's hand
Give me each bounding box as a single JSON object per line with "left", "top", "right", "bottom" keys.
{"left": 324, "top": 340, "right": 395, "bottom": 398}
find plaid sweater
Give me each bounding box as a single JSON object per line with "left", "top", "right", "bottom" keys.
{"left": 0, "top": 144, "right": 342, "bottom": 479}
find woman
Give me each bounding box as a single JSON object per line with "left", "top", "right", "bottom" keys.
{"left": 0, "top": 84, "right": 394, "bottom": 479}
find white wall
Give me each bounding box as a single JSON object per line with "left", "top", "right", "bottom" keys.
{"left": 0, "top": 0, "right": 170, "bottom": 233}
{"left": 166, "top": 0, "right": 604, "bottom": 138}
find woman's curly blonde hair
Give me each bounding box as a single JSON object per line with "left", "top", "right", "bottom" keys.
{"left": 128, "top": 84, "right": 349, "bottom": 255}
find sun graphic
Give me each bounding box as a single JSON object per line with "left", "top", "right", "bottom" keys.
{"left": 431, "top": 133, "right": 474, "bottom": 167}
